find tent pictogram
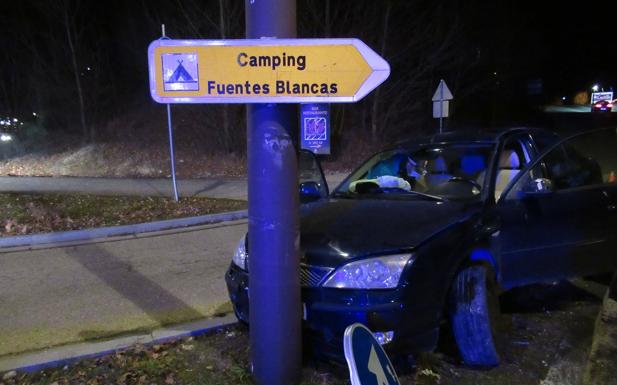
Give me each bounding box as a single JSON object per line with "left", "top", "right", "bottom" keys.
{"left": 161, "top": 53, "right": 200, "bottom": 91}
{"left": 166, "top": 60, "right": 197, "bottom": 84}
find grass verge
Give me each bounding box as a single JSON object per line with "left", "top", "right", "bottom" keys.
{"left": 0, "top": 326, "right": 350, "bottom": 385}
{"left": 0, "top": 193, "right": 247, "bottom": 237}
{"left": 0, "top": 280, "right": 606, "bottom": 385}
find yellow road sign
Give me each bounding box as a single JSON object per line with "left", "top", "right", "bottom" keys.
{"left": 148, "top": 38, "right": 390, "bottom": 104}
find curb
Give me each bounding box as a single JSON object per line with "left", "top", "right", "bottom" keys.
{"left": 0, "top": 210, "right": 248, "bottom": 249}
{"left": 0, "top": 314, "right": 238, "bottom": 373}
{"left": 581, "top": 273, "right": 617, "bottom": 385}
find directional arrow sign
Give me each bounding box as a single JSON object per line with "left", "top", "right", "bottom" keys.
{"left": 148, "top": 38, "right": 390, "bottom": 104}
{"left": 344, "top": 323, "right": 400, "bottom": 385}
{"left": 432, "top": 79, "right": 453, "bottom": 101}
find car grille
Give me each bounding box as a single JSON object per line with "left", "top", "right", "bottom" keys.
{"left": 300, "top": 264, "right": 334, "bottom": 287}
{"left": 245, "top": 255, "right": 333, "bottom": 287}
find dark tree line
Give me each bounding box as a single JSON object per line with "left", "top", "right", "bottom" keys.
{"left": 0, "top": 0, "right": 557, "bottom": 153}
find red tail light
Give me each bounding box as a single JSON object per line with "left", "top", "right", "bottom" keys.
{"left": 595, "top": 104, "right": 602, "bottom": 108}
{"left": 608, "top": 103, "right": 614, "bottom": 108}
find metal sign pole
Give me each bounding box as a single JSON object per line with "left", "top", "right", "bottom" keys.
{"left": 166, "top": 103, "right": 180, "bottom": 202}
{"left": 245, "top": 1, "right": 301, "bottom": 385}
{"left": 439, "top": 80, "right": 444, "bottom": 134}
{"left": 161, "top": 24, "right": 179, "bottom": 202}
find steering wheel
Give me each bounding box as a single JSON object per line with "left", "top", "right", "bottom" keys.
{"left": 447, "top": 176, "right": 482, "bottom": 191}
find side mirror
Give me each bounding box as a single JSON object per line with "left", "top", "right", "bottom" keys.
{"left": 299, "top": 181, "right": 323, "bottom": 203}
{"left": 524, "top": 178, "right": 553, "bottom": 195}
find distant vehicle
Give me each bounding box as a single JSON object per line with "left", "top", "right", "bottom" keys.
{"left": 0, "top": 132, "right": 13, "bottom": 142}
{"left": 591, "top": 91, "right": 614, "bottom": 105}
{"left": 591, "top": 100, "right": 613, "bottom": 112}
{"left": 226, "top": 127, "right": 617, "bottom": 367}
{"left": 0, "top": 131, "right": 15, "bottom": 160}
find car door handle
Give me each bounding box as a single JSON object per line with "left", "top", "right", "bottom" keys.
{"left": 609, "top": 205, "right": 617, "bottom": 212}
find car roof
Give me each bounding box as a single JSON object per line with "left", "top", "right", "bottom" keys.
{"left": 394, "top": 127, "right": 549, "bottom": 148}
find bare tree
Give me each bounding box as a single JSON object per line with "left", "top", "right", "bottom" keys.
{"left": 61, "top": 0, "right": 90, "bottom": 142}
{"left": 144, "top": 0, "right": 244, "bottom": 152}
{"left": 218, "top": 0, "right": 232, "bottom": 151}
{"left": 370, "top": 1, "right": 391, "bottom": 141}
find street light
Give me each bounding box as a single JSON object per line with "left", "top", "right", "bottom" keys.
{"left": 592, "top": 84, "right": 599, "bottom": 92}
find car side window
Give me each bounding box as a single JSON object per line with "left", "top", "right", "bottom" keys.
{"left": 530, "top": 131, "right": 560, "bottom": 155}
{"left": 506, "top": 128, "right": 617, "bottom": 200}
{"left": 544, "top": 143, "right": 602, "bottom": 189}
{"left": 493, "top": 134, "right": 534, "bottom": 200}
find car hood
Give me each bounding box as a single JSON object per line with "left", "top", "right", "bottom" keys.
{"left": 300, "top": 197, "right": 479, "bottom": 267}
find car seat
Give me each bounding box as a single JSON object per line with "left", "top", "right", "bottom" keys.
{"left": 494, "top": 150, "right": 521, "bottom": 200}
{"left": 367, "top": 153, "right": 406, "bottom": 179}
{"left": 425, "top": 156, "right": 452, "bottom": 186}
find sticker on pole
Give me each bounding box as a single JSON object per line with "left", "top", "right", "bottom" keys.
{"left": 300, "top": 103, "right": 330, "bottom": 154}
{"left": 344, "top": 323, "right": 400, "bottom": 385}
{"left": 162, "top": 53, "right": 200, "bottom": 91}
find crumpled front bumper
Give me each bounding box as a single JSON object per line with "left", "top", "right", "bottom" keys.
{"left": 225, "top": 263, "right": 439, "bottom": 361}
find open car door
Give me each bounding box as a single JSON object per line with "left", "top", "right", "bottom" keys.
{"left": 496, "top": 127, "right": 617, "bottom": 288}
{"left": 299, "top": 149, "right": 329, "bottom": 203}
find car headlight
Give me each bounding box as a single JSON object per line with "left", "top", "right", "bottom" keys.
{"left": 322, "top": 254, "right": 414, "bottom": 289}
{"left": 232, "top": 234, "right": 248, "bottom": 270}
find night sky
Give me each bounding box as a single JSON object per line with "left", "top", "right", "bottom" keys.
{"left": 1, "top": 0, "right": 616, "bottom": 137}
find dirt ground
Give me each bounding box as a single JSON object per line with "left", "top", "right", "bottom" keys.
{"left": 0, "top": 278, "right": 607, "bottom": 385}
{"left": 411, "top": 278, "right": 607, "bottom": 385}
{"left": 0, "top": 138, "right": 377, "bottom": 179}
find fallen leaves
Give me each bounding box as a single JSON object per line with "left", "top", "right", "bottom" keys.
{"left": 2, "top": 371, "right": 16, "bottom": 381}
{"left": 165, "top": 373, "right": 176, "bottom": 384}
{"left": 0, "top": 193, "right": 246, "bottom": 237}
{"left": 3, "top": 220, "right": 29, "bottom": 235}
{"left": 419, "top": 368, "right": 441, "bottom": 381}
{"left": 0, "top": 328, "right": 292, "bottom": 385}
{"left": 4, "top": 220, "right": 15, "bottom": 233}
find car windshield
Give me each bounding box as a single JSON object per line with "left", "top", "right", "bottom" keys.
{"left": 334, "top": 143, "right": 495, "bottom": 200}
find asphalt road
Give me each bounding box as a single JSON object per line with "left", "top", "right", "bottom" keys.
{"left": 0, "top": 220, "right": 247, "bottom": 357}
{"left": 0, "top": 172, "right": 348, "bottom": 357}
{"left": 0, "top": 214, "right": 610, "bottom": 385}
{"left": 543, "top": 105, "right": 595, "bottom": 113}
{"left": 0, "top": 173, "right": 348, "bottom": 200}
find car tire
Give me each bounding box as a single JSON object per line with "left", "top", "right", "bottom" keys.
{"left": 449, "top": 265, "right": 500, "bottom": 367}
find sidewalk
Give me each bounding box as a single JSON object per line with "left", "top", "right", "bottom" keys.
{"left": 0, "top": 176, "right": 249, "bottom": 200}
{"left": 582, "top": 273, "right": 617, "bottom": 385}
{"left": 0, "top": 220, "right": 247, "bottom": 359}
{"left": 0, "top": 315, "right": 237, "bottom": 373}
{"left": 0, "top": 173, "right": 348, "bottom": 200}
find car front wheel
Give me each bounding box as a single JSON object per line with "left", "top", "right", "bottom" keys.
{"left": 449, "top": 265, "right": 500, "bottom": 367}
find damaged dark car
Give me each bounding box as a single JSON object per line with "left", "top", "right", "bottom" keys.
{"left": 226, "top": 127, "right": 617, "bottom": 367}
